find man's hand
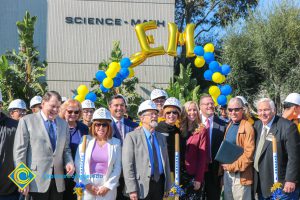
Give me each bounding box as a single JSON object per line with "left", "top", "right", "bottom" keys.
{"left": 97, "top": 186, "right": 110, "bottom": 196}
{"left": 193, "top": 181, "right": 201, "bottom": 190}
{"left": 65, "top": 163, "right": 75, "bottom": 176}
{"left": 221, "top": 164, "right": 229, "bottom": 171}
{"left": 86, "top": 184, "right": 99, "bottom": 196}
{"left": 19, "top": 186, "right": 29, "bottom": 196}
{"left": 283, "top": 182, "right": 296, "bottom": 193}
{"left": 129, "top": 191, "right": 138, "bottom": 200}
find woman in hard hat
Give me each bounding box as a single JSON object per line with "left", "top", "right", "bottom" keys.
{"left": 29, "top": 95, "right": 42, "bottom": 113}
{"left": 81, "top": 100, "right": 96, "bottom": 128}
{"left": 151, "top": 89, "right": 168, "bottom": 122}
{"left": 75, "top": 108, "right": 122, "bottom": 200}
{"left": 8, "top": 99, "right": 27, "bottom": 120}
{"left": 282, "top": 93, "right": 300, "bottom": 133}
{"left": 59, "top": 99, "right": 89, "bottom": 200}
{"left": 180, "top": 101, "right": 208, "bottom": 199}
{"left": 155, "top": 97, "right": 182, "bottom": 189}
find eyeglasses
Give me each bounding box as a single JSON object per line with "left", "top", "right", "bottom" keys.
{"left": 83, "top": 110, "right": 94, "bottom": 114}
{"left": 12, "top": 109, "right": 27, "bottom": 115}
{"left": 201, "top": 102, "right": 214, "bottom": 106}
{"left": 228, "top": 108, "right": 243, "bottom": 112}
{"left": 94, "top": 123, "right": 108, "bottom": 128}
{"left": 153, "top": 98, "right": 166, "bottom": 103}
{"left": 166, "top": 111, "right": 179, "bottom": 115}
{"left": 143, "top": 112, "right": 158, "bottom": 117}
{"left": 67, "top": 110, "right": 80, "bottom": 115}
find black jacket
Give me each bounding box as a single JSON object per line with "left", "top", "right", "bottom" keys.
{"left": 253, "top": 116, "right": 300, "bottom": 198}
{"left": 0, "top": 113, "right": 18, "bottom": 195}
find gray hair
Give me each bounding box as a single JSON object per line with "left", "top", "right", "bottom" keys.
{"left": 228, "top": 97, "right": 245, "bottom": 108}
{"left": 256, "top": 98, "right": 276, "bottom": 112}
{"left": 42, "top": 91, "right": 62, "bottom": 103}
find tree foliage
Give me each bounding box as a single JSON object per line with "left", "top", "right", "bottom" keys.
{"left": 221, "top": 2, "right": 300, "bottom": 109}
{"left": 90, "top": 41, "right": 143, "bottom": 118}
{"left": 0, "top": 11, "right": 47, "bottom": 107}
{"left": 165, "top": 63, "right": 200, "bottom": 104}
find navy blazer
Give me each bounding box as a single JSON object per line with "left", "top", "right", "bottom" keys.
{"left": 253, "top": 115, "right": 300, "bottom": 198}
{"left": 111, "top": 118, "right": 138, "bottom": 144}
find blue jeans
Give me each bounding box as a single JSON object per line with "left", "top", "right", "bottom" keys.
{"left": 258, "top": 188, "right": 300, "bottom": 200}
{"left": 0, "top": 193, "right": 21, "bottom": 200}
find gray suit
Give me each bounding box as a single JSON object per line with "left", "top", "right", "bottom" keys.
{"left": 122, "top": 128, "right": 171, "bottom": 199}
{"left": 13, "top": 112, "right": 73, "bottom": 193}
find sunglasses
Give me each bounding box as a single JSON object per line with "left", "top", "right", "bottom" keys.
{"left": 83, "top": 110, "right": 94, "bottom": 114}
{"left": 228, "top": 108, "right": 242, "bottom": 112}
{"left": 67, "top": 110, "right": 80, "bottom": 114}
{"left": 94, "top": 123, "right": 108, "bottom": 128}
{"left": 166, "top": 111, "right": 179, "bottom": 115}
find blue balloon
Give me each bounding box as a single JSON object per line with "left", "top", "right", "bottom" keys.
{"left": 209, "top": 61, "right": 220, "bottom": 72}
{"left": 100, "top": 84, "right": 109, "bottom": 93}
{"left": 119, "top": 68, "right": 129, "bottom": 79}
{"left": 204, "top": 52, "right": 215, "bottom": 63}
{"left": 217, "top": 95, "right": 227, "bottom": 106}
{"left": 221, "top": 64, "right": 231, "bottom": 75}
{"left": 95, "top": 70, "right": 107, "bottom": 82}
{"left": 113, "top": 77, "right": 122, "bottom": 87}
{"left": 220, "top": 85, "right": 232, "bottom": 96}
{"left": 85, "top": 92, "right": 97, "bottom": 102}
{"left": 194, "top": 46, "right": 204, "bottom": 56}
{"left": 204, "top": 70, "right": 213, "bottom": 81}
{"left": 120, "top": 57, "right": 132, "bottom": 68}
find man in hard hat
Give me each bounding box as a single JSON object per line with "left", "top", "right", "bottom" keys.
{"left": 150, "top": 89, "right": 168, "bottom": 121}
{"left": 30, "top": 95, "right": 42, "bottom": 113}
{"left": 123, "top": 100, "right": 171, "bottom": 200}
{"left": 81, "top": 99, "right": 95, "bottom": 127}
{"left": 282, "top": 93, "right": 300, "bottom": 132}
{"left": 0, "top": 90, "right": 20, "bottom": 199}
{"left": 8, "top": 99, "right": 27, "bottom": 120}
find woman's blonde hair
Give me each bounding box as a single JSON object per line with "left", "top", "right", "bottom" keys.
{"left": 59, "top": 99, "right": 83, "bottom": 120}
{"left": 90, "top": 119, "right": 113, "bottom": 139}
{"left": 180, "top": 101, "right": 201, "bottom": 137}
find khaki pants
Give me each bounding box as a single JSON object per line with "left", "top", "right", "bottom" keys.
{"left": 223, "top": 171, "right": 251, "bottom": 200}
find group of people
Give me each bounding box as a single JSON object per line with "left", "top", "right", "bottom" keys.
{"left": 0, "top": 88, "right": 300, "bottom": 200}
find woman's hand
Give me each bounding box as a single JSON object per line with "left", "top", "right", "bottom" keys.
{"left": 97, "top": 186, "right": 110, "bottom": 196}
{"left": 86, "top": 183, "right": 99, "bottom": 196}
{"left": 193, "top": 181, "right": 201, "bottom": 190}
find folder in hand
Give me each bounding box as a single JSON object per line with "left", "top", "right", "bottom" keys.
{"left": 215, "top": 140, "right": 244, "bottom": 164}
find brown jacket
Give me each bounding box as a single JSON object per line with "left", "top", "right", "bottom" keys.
{"left": 223, "top": 119, "right": 255, "bottom": 185}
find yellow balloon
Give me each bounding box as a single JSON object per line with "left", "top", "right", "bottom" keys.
{"left": 135, "top": 21, "right": 165, "bottom": 57}
{"left": 209, "top": 86, "right": 221, "bottom": 97}
{"left": 74, "top": 95, "right": 85, "bottom": 103}
{"left": 212, "top": 96, "right": 218, "bottom": 106}
{"left": 220, "top": 75, "right": 226, "bottom": 84}
{"left": 194, "top": 56, "right": 205, "bottom": 68}
{"left": 204, "top": 43, "right": 215, "bottom": 53}
{"left": 77, "top": 85, "right": 89, "bottom": 96}
{"left": 130, "top": 52, "right": 147, "bottom": 68}
{"left": 212, "top": 72, "right": 223, "bottom": 83}
{"left": 108, "top": 62, "right": 121, "bottom": 72}
{"left": 128, "top": 68, "right": 135, "bottom": 78}
{"left": 105, "top": 68, "right": 117, "bottom": 78}
{"left": 103, "top": 77, "right": 114, "bottom": 89}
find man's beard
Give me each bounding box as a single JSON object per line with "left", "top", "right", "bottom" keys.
{"left": 150, "top": 121, "right": 158, "bottom": 128}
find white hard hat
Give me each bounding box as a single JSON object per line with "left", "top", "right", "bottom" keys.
{"left": 236, "top": 96, "right": 248, "bottom": 105}
{"left": 92, "top": 107, "right": 112, "bottom": 121}
{"left": 0, "top": 89, "right": 2, "bottom": 103}
{"left": 8, "top": 99, "right": 27, "bottom": 110}
{"left": 150, "top": 89, "right": 168, "bottom": 100}
{"left": 284, "top": 93, "right": 300, "bottom": 106}
{"left": 30, "top": 96, "right": 42, "bottom": 108}
{"left": 62, "top": 97, "right": 68, "bottom": 103}
{"left": 82, "top": 100, "right": 95, "bottom": 109}
{"left": 163, "top": 97, "right": 181, "bottom": 112}
{"left": 138, "top": 100, "right": 159, "bottom": 115}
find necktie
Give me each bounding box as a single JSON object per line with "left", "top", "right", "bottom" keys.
{"left": 254, "top": 126, "right": 268, "bottom": 171}
{"left": 151, "top": 133, "right": 160, "bottom": 182}
{"left": 205, "top": 118, "right": 212, "bottom": 162}
{"left": 117, "top": 120, "right": 123, "bottom": 140}
{"left": 48, "top": 121, "right": 56, "bottom": 151}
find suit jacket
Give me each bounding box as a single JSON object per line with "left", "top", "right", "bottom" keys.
{"left": 111, "top": 118, "right": 138, "bottom": 143}
{"left": 13, "top": 112, "right": 73, "bottom": 193}
{"left": 253, "top": 116, "right": 300, "bottom": 198}
{"left": 75, "top": 136, "right": 122, "bottom": 199}
{"left": 122, "top": 128, "right": 172, "bottom": 199}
